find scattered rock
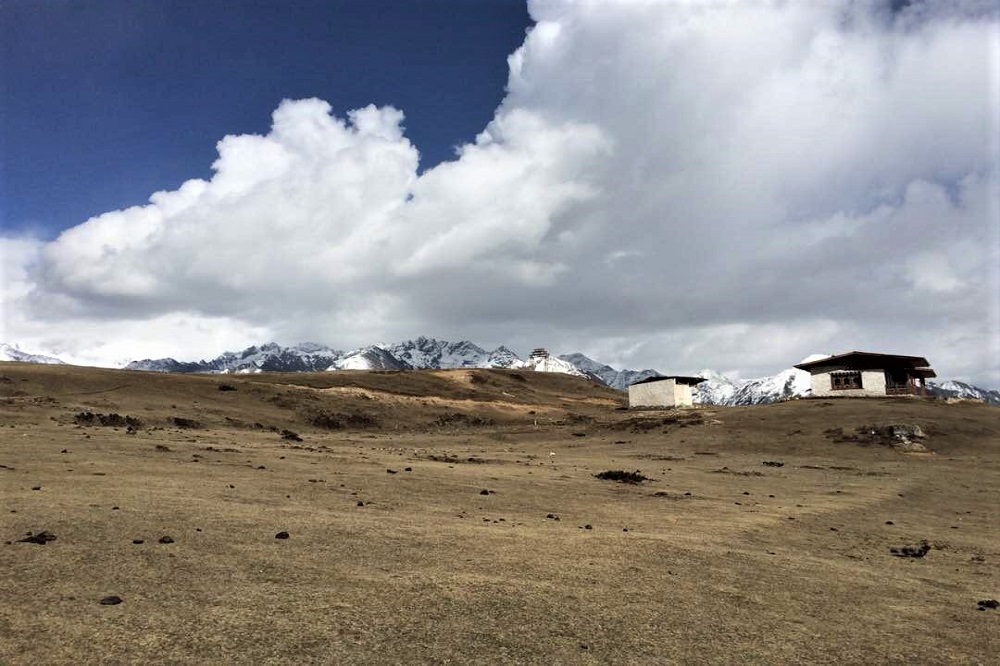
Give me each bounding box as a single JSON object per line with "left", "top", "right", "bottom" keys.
{"left": 584, "top": 524, "right": 593, "bottom": 530}
{"left": 275, "top": 531, "right": 290, "bottom": 540}
{"left": 713, "top": 467, "right": 764, "bottom": 477}
{"left": 280, "top": 429, "right": 303, "bottom": 442}
{"left": 357, "top": 501, "right": 365, "bottom": 507}
{"left": 99, "top": 595, "right": 123, "bottom": 605}
{"left": 404, "top": 467, "right": 412, "bottom": 472}
{"left": 546, "top": 513, "right": 560, "bottom": 520}
{"left": 31, "top": 486, "right": 41, "bottom": 491}
{"left": 825, "top": 424, "right": 929, "bottom": 452}
{"left": 217, "top": 383, "right": 237, "bottom": 392}
{"left": 154, "top": 444, "right": 171, "bottom": 452}
{"left": 890, "top": 540, "right": 930, "bottom": 558}
{"left": 977, "top": 599, "right": 998, "bottom": 611}
{"left": 762, "top": 461, "right": 784, "bottom": 467}
{"left": 17, "top": 531, "right": 56, "bottom": 545}
{"left": 158, "top": 536, "right": 175, "bottom": 544}
{"left": 480, "top": 489, "right": 492, "bottom": 495}
{"left": 132, "top": 539, "right": 144, "bottom": 544}
{"left": 386, "top": 469, "right": 397, "bottom": 474}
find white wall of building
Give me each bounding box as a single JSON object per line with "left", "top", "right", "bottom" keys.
{"left": 628, "top": 379, "right": 696, "bottom": 408}
{"left": 810, "top": 369, "right": 887, "bottom": 398}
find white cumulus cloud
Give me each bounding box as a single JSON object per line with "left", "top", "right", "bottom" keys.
{"left": 3, "top": 0, "right": 999, "bottom": 385}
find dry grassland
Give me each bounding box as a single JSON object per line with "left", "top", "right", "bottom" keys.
{"left": 1, "top": 363, "right": 998, "bottom": 664}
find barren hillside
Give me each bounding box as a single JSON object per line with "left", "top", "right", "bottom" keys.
{"left": 2, "top": 363, "right": 998, "bottom": 664}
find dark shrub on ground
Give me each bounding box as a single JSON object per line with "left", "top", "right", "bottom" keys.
{"left": 610, "top": 411, "right": 703, "bottom": 433}
{"left": 309, "top": 411, "right": 379, "bottom": 429}
{"left": 595, "top": 470, "right": 650, "bottom": 483}
{"left": 433, "top": 413, "right": 495, "bottom": 427}
{"left": 74, "top": 412, "right": 142, "bottom": 428}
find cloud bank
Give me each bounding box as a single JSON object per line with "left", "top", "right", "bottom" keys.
{"left": 4, "top": 0, "right": 999, "bottom": 384}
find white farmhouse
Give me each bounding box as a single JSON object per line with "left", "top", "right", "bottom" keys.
{"left": 793, "top": 351, "right": 936, "bottom": 398}
{"left": 628, "top": 376, "right": 706, "bottom": 408}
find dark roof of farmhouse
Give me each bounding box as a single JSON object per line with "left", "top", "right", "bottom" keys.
{"left": 793, "top": 351, "right": 932, "bottom": 372}
{"left": 630, "top": 375, "right": 707, "bottom": 386}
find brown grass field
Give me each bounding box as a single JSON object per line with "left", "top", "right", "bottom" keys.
{"left": 1, "top": 362, "right": 998, "bottom": 664}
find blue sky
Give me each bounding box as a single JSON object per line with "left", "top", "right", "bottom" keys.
{"left": 1, "top": 1, "right": 998, "bottom": 386}
{"left": 2, "top": 0, "right": 529, "bottom": 238}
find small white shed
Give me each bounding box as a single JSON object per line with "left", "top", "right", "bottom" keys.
{"left": 628, "top": 376, "right": 706, "bottom": 409}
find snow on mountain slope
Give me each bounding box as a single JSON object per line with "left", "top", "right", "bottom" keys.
{"left": 126, "top": 358, "right": 207, "bottom": 372}
{"left": 122, "top": 338, "right": 598, "bottom": 379}
{"left": 928, "top": 380, "right": 1000, "bottom": 405}
{"left": 691, "top": 369, "right": 739, "bottom": 405}
{"left": 558, "top": 353, "right": 661, "bottom": 389}
{"left": 0, "top": 343, "right": 65, "bottom": 365}
{"left": 331, "top": 346, "right": 411, "bottom": 371}
{"left": 380, "top": 337, "right": 518, "bottom": 369}
{"left": 126, "top": 342, "right": 343, "bottom": 373}
{"left": 485, "top": 346, "right": 524, "bottom": 369}
{"left": 126, "top": 339, "right": 534, "bottom": 374}
{"left": 713, "top": 367, "right": 811, "bottom": 406}
{"left": 558, "top": 355, "right": 812, "bottom": 405}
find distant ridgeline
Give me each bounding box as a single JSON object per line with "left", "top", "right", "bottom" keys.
{"left": 3, "top": 338, "right": 998, "bottom": 406}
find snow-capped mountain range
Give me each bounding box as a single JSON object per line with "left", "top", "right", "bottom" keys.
{"left": 2, "top": 339, "right": 997, "bottom": 405}
{"left": 124, "top": 337, "right": 589, "bottom": 379}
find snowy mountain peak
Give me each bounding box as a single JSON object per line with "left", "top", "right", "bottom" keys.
{"left": 696, "top": 368, "right": 733, "bottom": 383}
{"left": 332, "top": 346, "right": 410, "bottom": 371}
{"left": 486, "top": 346, "right": 524, "bottom": 369}
{"left": 381, "top": 337, "right": 528, "bottom": 370}
{"left": 0, "top": 343, "right": 65, "bottom": 365}
{"left": 557, "top": 353, "right": 661, "bottom": 389}
{"left": 928, "top": 380, "right": 1000, "bottom": 404}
